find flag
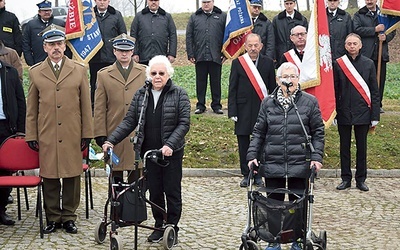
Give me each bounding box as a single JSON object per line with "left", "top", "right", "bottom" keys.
{"left": 378, "top": 10, "right": 400, "bottom": 35}
{"left": 66, "top": 0, "right": 103, "bottom": 64}
{"left": 299, "top": 0, "right": 336, "bottom": 126}
{"left": 222, "top": 0, "right": 253, "bottom": 59}
{"left": 380, "top": 0, "right": 400, "bottom": 16}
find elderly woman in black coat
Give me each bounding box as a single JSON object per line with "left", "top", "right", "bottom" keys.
{"left": 102, "top": 55, "right": 190, "bottom": 245}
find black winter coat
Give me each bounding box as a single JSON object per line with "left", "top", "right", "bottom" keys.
{"left": 107, "top": 79, "right": 190, "bottom": 154}
{"left": 252, "top": 13, "right": 275, "bottom": 60}
{"left": 272, "top": 10, "right": 308, "bottom": 62}
{"left": 353, "top": 5, "right": 396, "bottom": 62}
{"left": 0, "top": 60, "right": 26, "bottom": 133}
{"left": 130, "top": 7, "right": 177, "bottom": 63}
{"left": 186, "top": 6, "right": 226, "bottom": 65}
{"left": 334, "top": 54, "right": 380, "bottom": 125}
{"left": 0, "top": 7, "right": 22, "bottom": 56}
{"left": 22, "top": 15, "right": 66, "bottom": 66}
{"left": 90, "top": 6, "right": 126, "bottom": 64}
{"left": 247, "top": 90, "right": 324, "bottom": 179}
{"left": 327, "top": 8, "right": 353, "bottom": 59}
{"left": 228, "top": 54, "right": 276, "bottom": 135}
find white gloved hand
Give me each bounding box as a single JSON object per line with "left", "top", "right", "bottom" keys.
{"left": 230, "top": 116, "right": 238, "bottom": 122}
{"left": 371, "top": 121, "right": 379, "bottom": 127}
{"left": 332, "top": 119, "right": 337, "bottom": 126}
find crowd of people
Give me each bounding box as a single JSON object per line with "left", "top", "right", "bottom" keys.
{"left": 0, "top": 0, "right": 395, "bottom": 249}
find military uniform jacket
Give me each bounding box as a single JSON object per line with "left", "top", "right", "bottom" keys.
{"left": 252, "top": 12, "right": 275, "bottom": 60}
{"left": 0, "top": 7, "right": 22, "bottom": 56}
{"left": 327, "top": 8, "right": 352, "bottom": 59}
{"left": 94, "top": 62, "right": 146, "bottom": 171}
{"left": 228, "top": 55, "right": 276, "bottom": 135}
{"left": 26, "top": 57, "right": 93, "bottom": 178}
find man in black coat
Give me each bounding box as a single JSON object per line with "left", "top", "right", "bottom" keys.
{"left": 0, "top": 60, "right": 26, "bottom": 225}
{"left": 326, "top": 0, "right": 352, "bottom": 60}
{"left": 0, "top": 0, "right": 22, "bottom": 56}
{"left": 186, "top": 0, "right": 226, "bottom": 115}
{"left": 272, "top": 0, "right": 308, "bottom": 66}
{"left": 130, "top": 0, "right": 177, "bottom": 65}
{"left": 334, "top": 33, "right": 380, "bottom": 192}
{"left": 353, "top": 0, "right": 396, "bottom": 113}
{"left": 228, "top": 33, "right": 276, "bottom": 187}
{"left": 248, "top": 0, "right": 275, "bottom": 60}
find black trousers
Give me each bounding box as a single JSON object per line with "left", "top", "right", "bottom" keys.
{"left": 338, "top": 124, "right": 369, "bottom": 183}
{"left": 237, "top": 135, "right": 262, "bottom": 180}
{"left": 266, "top": 178, "right": 306, "bottom": 201}
{"left": 0, "top": 120, "right": 12, "bottom": 212}
{"left": 146, "top": 155, "right": 183, "bottom": 232}
{"left": 195, "top": 61, "right": 222, "bottom": 111}
{"left": 374, "top": 60, "right": 387, "bottom": 108}
{"left": 89, "top": 62, "right": 113, "bottom": 110}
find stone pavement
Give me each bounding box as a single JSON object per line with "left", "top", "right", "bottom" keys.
{"left": 1, "top": 174, "right": 400, "bottom": 250}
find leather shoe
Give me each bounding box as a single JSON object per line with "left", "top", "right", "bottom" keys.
{"left": 43, "top": 221, "right": 62, "bottom": 234}
{"left": 213, "top": 109, "right": 224, "bottom": 114}
{"left": 336, "top": 181, "right": 351, "bottom": 190}
{"left": 0, "top": 211, "right": 15, "bottom": 225}
{"left": 254, "top": 178, "right": 265, "bottom": 187}
{"left": 356, "top": 182, "right": 369, "bottom": 191}
{"left": 7, "top": 195, "right": 13, "bottom": 204}
{"left": 240, "top": 177, "right": 249, "bottom": 187}
{"left": 63, "top": 220, "right": 78, "bottom": 234}
{"left": 194, "top": 108, "right": 205, "bottom": 114}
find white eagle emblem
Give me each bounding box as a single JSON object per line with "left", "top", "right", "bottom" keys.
{"left": 319, "top": 34, "right": 332, "bottom": 72}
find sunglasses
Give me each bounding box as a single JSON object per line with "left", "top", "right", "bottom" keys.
{"left": 150, "top": 71, "right": 166, "bottom": 77}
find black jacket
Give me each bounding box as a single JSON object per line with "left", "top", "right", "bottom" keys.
{"left": 252, "top": 13, "right": 275, "bottom": 59}
{"left": 130, "top": 7, "right": 177, "bottom": 64}
{"left": 334, "top": 54, "right": 380, "bottom": 125}
{"left": 186, "top": 6, "right": 226, "bottom": 64}
{"left": 0, "top": 60, "right": 26, "bottom": 133}
{"left": 0, "top": 7, "right": 22, "bottom": 56}
{"left": 353, "top": 5, "right": 396, "bottom": 62}
{"left": 90, "top": 5, "right": 127, "bottom": 64}
{"left": 327, "top": 8, "right": 353, "bottom": 59}
{"left": 247, "top": 90, "right": 324, "bottom": 179}
{"left": 272, "top": 10, "right": 308, "bottom": 62}
{"left": 107, "top": 79, "right": 190, "bottom": 154}
{"left": 22, "top": 15, "right": 67, "bottom": 66}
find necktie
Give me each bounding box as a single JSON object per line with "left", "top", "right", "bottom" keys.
{"left": 252, "top": 18, "right": 256, "bottom": 24}
{"left": 54, "top": 64, "right": 60, "bottom": 78}
{"left": 299, "top": 51, "right": 304, "bottom": 55}
{"left": 100, "top": 12, "right": 105, "bottom": 17}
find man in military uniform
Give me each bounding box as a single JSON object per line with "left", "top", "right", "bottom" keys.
{"left": 0, "top": 0, "right": 22, "bottom": 56}
{"left": 25, "top": 25, "right": 93, "bottom": 235}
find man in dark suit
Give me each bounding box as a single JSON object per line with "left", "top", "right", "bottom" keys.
{"left": 228, "top": 33, "right": 276, "bottom": 187}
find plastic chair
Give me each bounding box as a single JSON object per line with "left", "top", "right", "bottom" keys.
{"left": 82, "top": 145, "right": 94, "bottom": 219}
{"left": 0, "top": 135, "right": 43, "bottom": 238}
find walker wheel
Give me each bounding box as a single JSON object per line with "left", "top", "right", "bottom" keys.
{"left": 94, "top": 221, "right": 107, "bottom": 244}
{"left": 110, "top": 234, "right": 123, "bottom": 250}
{"left": 163, "top": 226, "right": 176, "bottom": 249}
{"left": 239, "top": 240, "right": 260, "bottom": 250}
{"left": 319, "top": 230, "right": 327, "bottom": 249}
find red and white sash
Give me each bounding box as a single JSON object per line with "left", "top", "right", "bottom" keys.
{"left": 238, "top": 53, "right": 268, "bottom": 100}
{"left": 336, "top": 55, "right": 371, "bottom": 108}
{"left": 283, "top": 49, "right": 302, "bottom": 73}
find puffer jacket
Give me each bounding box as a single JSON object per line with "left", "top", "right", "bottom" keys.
{"left": 247, "top": 90, "right": 324, "bottom": 179}
{"left": 186, "top": 6, "right": 226, "bottom": 64}
{"left": 107, "top": 79, "right": 190, "bottom": 154}
{"left": 353, "top": 5, "right": 396, "bottom": 62}
{"left": 90, "top": 5, "right": 126, "bottom": 64}
{"left": 130, "top": 7, "right": 177, "bottom": 63}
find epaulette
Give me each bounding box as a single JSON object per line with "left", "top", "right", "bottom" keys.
{"left": 29, "top": 61, "right": 43, "bottom": 70}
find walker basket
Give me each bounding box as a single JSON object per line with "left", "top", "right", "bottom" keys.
{"left": 252, "top": 191, "right": 305, "bottom": 244}
{"left": 114, "top": 183, "right": 147, "bottom": 226}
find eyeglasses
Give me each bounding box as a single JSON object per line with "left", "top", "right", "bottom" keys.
{"left": 149, "top": 0, "right": 159, "bottom": 2}
{"left": 291, "top": 32, "right": 307, "bottom": 37}
{"left": 279, "top": 74, "right": 299, "bottom": 81}
{"left": 150, "top": 71, "right": 166, "bottom": 77}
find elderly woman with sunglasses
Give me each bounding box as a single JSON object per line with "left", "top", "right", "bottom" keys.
{"left": 102, "top": 55, "right": 190, "bottom": 245}
{"left": 247, "top": 62, "right": 324, "bottom": 250}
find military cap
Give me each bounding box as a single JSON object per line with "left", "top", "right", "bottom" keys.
{"left": 284, "top": 0, "right": 296, "bottom": 2}
{"left": 249, "top": 0, "right": 262, "bottom": 7}
{"left": 37, "top": 0, "right": 52, "bottom": 10}
{"left": 39, "top": 24, "right": 65, "bottom": 43}
{"left": 110, "top": 33, "right": 135, "bottom": 51}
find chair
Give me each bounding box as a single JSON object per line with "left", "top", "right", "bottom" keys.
{"left": 0, "top": 135, "right": 43, "bottom": 238}
{"left": 82, "top": 145, "right": 94, "bottom": 219}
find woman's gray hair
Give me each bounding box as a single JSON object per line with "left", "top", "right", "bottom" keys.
{"left": 276, "top": 62, "right": 299, "bottom": 78}
{"left": 146, "top": 55, "right": 174, "bottom": 78}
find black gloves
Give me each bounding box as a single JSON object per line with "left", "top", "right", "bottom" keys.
{"left": 81, "top": 138, "right": 91, "bottom": 151}
{"left": 27, "top": 141, "right": 39, "bottom": 152}
{"left": 95, "top": 136, "right": 107, "bottom": 147}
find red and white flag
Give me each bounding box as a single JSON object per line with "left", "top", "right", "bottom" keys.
{"left": 380, "top": 0, "right": 400, "bottom": 16}
{"left": 299, "top": 0, "right": 336, "bottom": 127}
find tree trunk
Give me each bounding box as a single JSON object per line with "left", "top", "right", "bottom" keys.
{"left": 348, "top": 0, "right": 358, "bottom": 9}
{"left": 196, "top": 0, "right": 199, "bottom": 10}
